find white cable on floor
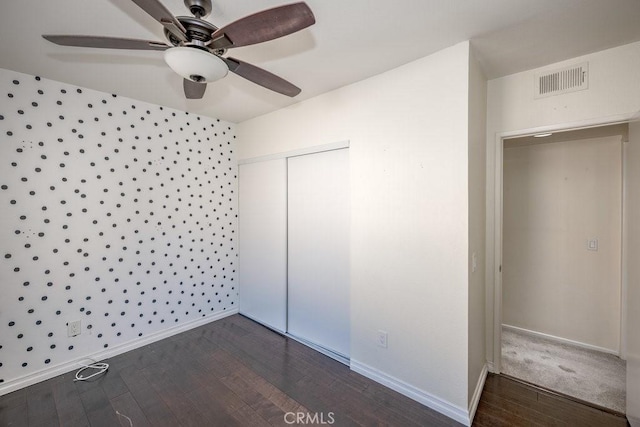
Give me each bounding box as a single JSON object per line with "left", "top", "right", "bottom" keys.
{"left": 116, "top": 411, "right": 133, "bottom": 427}
{"left": 73, "top": 360, "right": 109, "bottom": 382}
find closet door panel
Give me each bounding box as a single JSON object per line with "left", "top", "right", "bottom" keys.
{"left": 238, "top": 159, "right": 287, "bottom": 332}
{"left": 287, "top": 149, "right": 350, "bottom": 357}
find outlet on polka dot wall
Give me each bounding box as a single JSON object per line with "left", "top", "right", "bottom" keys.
{"left": 0, "top": 69, "right": 238, "bottom": 387}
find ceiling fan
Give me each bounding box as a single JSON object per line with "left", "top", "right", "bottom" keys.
{"left": 42, "top": 0, "right": 315, "bottom": 99}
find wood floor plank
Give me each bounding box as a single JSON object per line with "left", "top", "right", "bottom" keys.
{"left": 479, "top": 389, "right": 566, "bottom": 426}
{"left": 52, "top": 379, "right": 90, "bottom": 427}
{"left": 236, "top": 365, "right": 302, "bottom": 409}
{"left": 0, "top": 388, "right": 27, "bottom": 411}
{"left": 84, "top": 405, "right": 124, "bottom": 427}
{"left": 220, "top": 371, "right": 267, "bottom": 408}
{"left": 475, "top": 396, "right": 550, "bottom": 427}
{"left": 26, "top": 384, "right": 59, "bottom": 426}
{"left": 143, "top": 366, "right": 213, "bottom": 427}
{"left": 79, "top": 386, "right": 121, "bottom": 427}
{"left": 202, "top": 347, "right": 248, "bottom": 378}
{"left": 0, "top": 402, "right": 28, "bottom": 427}
{"left": 280, "top": 375, "right": 337, "bottom": 414}
{"left": 110, "top": 391, "right": 151, "bottom": 427}
{"left": 474, "top": 400, "right": 525, "bottom": 427}
{"left": 100, "top": 371, "right": 130, "bottom": 400}
{"left": 202, "top": 377, "right": 247, "bottom": 413}
{"left": 482, "top": 374, "right": 539, "bottom": 404}
{"left": 231, "top": 403, "right": 272, "bottom": 427}
{"left": 221, "top": 369, "right": 309, "bottom": 423}
{"left": 78, "top": 386, "right": 109, "bottom": 414}
{"left": 29, "top": 419, "right": 60, "bottom": 427}
{"left": 119, "top": 366, "right": 181, "bottom": 427}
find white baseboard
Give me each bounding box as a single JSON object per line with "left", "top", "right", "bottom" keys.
{"left": 0, "top": 308, "right": 238, "bottom": 396}
{"left": 468, "top": 364, "right": 488, "bottom": 424}
{"left": 502, "top": 324, "right": 619, "bottom": 356}
{"left": 350, "top": 359, "right": 471, "bottom": 426}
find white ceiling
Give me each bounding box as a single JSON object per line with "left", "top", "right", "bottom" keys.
{"left": 1, "top": 0, "right": 640, "bottom": 123}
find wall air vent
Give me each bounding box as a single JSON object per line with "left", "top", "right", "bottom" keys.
{"left": 535, "top": 62, "right": 588, "bottom": 99}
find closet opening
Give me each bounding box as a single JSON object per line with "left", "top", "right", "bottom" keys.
{"left": 238, "top": 142, "right": 350, "bottom": 365}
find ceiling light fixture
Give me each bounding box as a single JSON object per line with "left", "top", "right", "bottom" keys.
{"left": 163, "top": 47, "right": 228, "bottom": 83}
{"left": 533, "top": 132, "right": 553, "bottom": 138}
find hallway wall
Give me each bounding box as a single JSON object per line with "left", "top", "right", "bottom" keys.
{"left": 502, "top": 135, "right": 622, "bottom": 352}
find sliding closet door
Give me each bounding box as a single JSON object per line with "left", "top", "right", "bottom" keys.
{"left": 287, "top": 149, "right": 350, "bottom": 357}
{"left": 239, "top": 159, "right": 287, "bottom": 332}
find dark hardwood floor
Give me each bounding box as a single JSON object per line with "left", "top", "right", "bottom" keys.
{"left": 0, "top": 314, "right": 630, "bottom": 426}
{"left": 476, "top": 374, "right": 629, "bottom": 427}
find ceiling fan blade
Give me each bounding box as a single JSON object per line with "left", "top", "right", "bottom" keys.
{"left": 183, "top": 79, "right": 207, "bottom": 99}
{"left": 43, "top": 35, "right": 169, "bottom": 51}
{"left": 130, "top": 0, "right": 188, "bottom": 42}
{"left": 222, "top": 57, "right": 301, "bottom": 97}
{"left": 210, "top": 2, "right": 315, "bottom": 49}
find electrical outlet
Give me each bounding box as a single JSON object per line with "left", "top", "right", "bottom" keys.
{"left": 67, "top": 320, "right": 81, "bottom": 337}
{"left": 377, "top": 330, "right": 388, "bottom": 348}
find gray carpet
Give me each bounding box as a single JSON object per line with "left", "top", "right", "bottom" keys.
{"left": 501, "top": 327, "right": 626, "bottom": 413}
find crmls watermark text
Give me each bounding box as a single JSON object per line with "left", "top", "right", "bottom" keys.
{"left": 284, "top": 411, "right": 335, "bottom": 425}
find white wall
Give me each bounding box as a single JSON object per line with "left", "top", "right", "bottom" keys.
{"left": 239, "top": 41, "right": 474, "bottom": 419}
{"left": 503, "top": 136, "right": 622, "bottom": 352}
{"left": 0, "top": 69, "right": 238, "bottom": 394}
{"left": 486, "top": 41, "right": 640, "bottom": 366}
{"left": 627, "top": 121, "right": 640, "bottom": 425}
{"left": 467, "top": 50, "right": 487, "bottom": 407}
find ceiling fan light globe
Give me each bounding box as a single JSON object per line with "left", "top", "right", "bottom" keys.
{"left": 163, "top": 47, "right": 228, "bottom": 83}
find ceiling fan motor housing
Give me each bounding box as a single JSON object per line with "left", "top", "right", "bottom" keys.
{"left": 165, "top": 16, "right": 218, "bottom": 47}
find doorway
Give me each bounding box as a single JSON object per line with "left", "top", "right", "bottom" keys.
{"left": 493, "top": 122, "right": 630, "bottom": 413}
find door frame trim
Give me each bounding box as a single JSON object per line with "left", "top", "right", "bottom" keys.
{"left": 489, "top": 112, "right": 639, "bottom": 373}
{"left": 238, "top": 140, "right": 350, "bottom": 165}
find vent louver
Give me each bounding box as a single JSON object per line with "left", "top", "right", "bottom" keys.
{"left": 535, "top": 62, "right": 588, "bottom": 98}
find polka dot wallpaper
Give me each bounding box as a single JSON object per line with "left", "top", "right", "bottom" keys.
{"left": 0, "top": 69, "right": 237, "bottom": 387}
